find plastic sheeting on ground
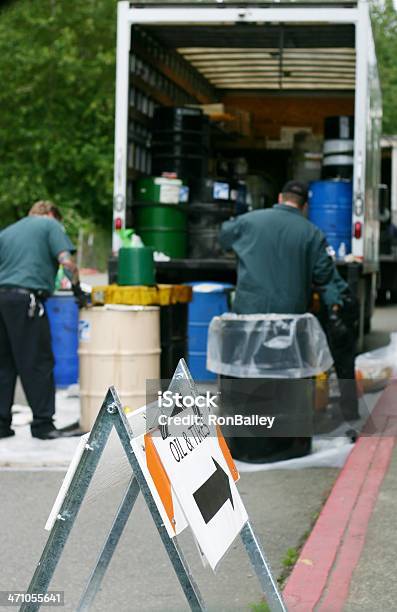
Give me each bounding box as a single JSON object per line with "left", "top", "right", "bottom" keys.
{"left": 0, "top": 390, "right": 354, "bottom": 472}
{"left": 0, "top": 386, "right": 381, "bottom": 471}
{"left": 0, "top": 390, "right": 80, "bottom": 468}
{"left": 235, "top": 438, "right": 354, "bottom": 472}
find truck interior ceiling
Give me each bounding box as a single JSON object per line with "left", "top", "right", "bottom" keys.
{"left": 129, "top": 22, "right": 355, "bottom": 206}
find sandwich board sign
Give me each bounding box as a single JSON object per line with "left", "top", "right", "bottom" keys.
{"left": 45, "top": 420, "right": 188, "bottom": 539}
{"left": 131, "top": 431, "right": 189, "bottom": 537}
{"left": 21, "top": 361, "right": 286, "bottom": 612}
{"left": 144, "top": 404, "right": 248, "bottom": 570}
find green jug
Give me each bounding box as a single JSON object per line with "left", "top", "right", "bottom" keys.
{"left": 118, "top": 246, "right": 155, "bottom": 286}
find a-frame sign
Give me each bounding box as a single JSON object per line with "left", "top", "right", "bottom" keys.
{"left": 20, "top": 361, "right": 286, "bottom": 612}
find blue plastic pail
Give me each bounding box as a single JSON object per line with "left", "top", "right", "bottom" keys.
{"left": 45, "top": 293, "right": 79, "bottom": 387}
{"left": 187, "top": 282, "right": 233, "bottom": 381}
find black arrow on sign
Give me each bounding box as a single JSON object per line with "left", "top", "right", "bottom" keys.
{"left": 193, "top": 458, "right": 234, "bottom": 524}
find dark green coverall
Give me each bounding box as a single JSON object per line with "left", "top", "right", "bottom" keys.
{"left": 219, "top": 204, "right": 337, "bottom": 314}
{"left": 220, "top": 207, "right": 359, "bottom": 420}
{"left": 320, "top": 268, "right": 360, "bottom": 420}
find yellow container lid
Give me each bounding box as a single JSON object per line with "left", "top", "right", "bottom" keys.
{"left": 91, "top": 284, "right": 192, "bottom": 306}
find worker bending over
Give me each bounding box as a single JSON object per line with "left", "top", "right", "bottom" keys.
{"left": 219, "top": 180, "right": 337, "bottom": 314}
{"left": 220, "top": 180, "right": 359, "bottom": 423}
{"left": 0, "top": 201, "right": 88, "bottom": 440}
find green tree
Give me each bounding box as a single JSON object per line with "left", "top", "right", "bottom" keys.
{"left": 372, "top": 0, "right": 397, "bottom": 135}
{"left": 0, "top": 0, "right": 116, "bottom": 234}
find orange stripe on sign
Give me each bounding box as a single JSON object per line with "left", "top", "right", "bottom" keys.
{"left": 216, "top": 425, "right": 239, "bottom": 482}
{"left": 144, "top": 433, "right": 175, "bottom": 533}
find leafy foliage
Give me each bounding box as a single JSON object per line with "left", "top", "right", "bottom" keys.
{"left": 372, "top": 0, "right": 397, "bottom": 135}
{"left": 0, "top": 0, "right": 116, "bottom": 235}
{"left": 1, "top": 0, "right": 396, "bottom": 242}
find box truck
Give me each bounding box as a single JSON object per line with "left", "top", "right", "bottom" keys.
{"left": 112, "top": 0, "right": 382, "bottom": 347}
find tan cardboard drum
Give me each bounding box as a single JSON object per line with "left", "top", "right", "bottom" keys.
{"left": 78, "top": 305, "right": 160, "bottom": 430}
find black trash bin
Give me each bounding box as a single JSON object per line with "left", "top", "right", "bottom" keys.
{"left": 207, "top": 313, "right": 333, "bottom": 463}
{"left": 219, "top": 375, "right": 314, "bottom": 463}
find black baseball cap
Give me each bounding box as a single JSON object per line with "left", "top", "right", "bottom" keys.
{"left": 281, "top": 180, "right": 308, "bottom": 202}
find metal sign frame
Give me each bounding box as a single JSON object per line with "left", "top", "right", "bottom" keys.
{"left": 20, "top": 386, "right": 286, "bottom": 612}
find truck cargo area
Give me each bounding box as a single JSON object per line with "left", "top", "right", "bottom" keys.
{"left": 113, "top": 2, "right": 382, "bottom": 345}
{"left": 126, "top": 20, "right": 356, "bottom": 211}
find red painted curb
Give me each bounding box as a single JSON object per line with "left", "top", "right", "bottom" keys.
{"left": 283, "top": 383, "right": 397, "bottom": 611}
{"left": 318, "top": 434, "right": 395, "bottom": 611}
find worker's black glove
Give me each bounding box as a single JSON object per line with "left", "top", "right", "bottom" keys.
{"left": 328, "top": 310, "right": 349, "bottom": 348}
{"left": 72, "top": 282, "right": 90, "bottom": 309}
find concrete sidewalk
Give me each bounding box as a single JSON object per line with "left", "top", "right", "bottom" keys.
{"left": 344, "top": 306, "right": 397, "bottom": 611}
{"left": 344, "top": 443, "right": 397, "bottom": 611}
{"left": 283, "top": 381, "right": 397, "bottom": 611}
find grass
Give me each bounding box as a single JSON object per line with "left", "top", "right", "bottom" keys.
{"left": 250, "top": 602, "right": 270, "bottom": 612}
{"left": 249, "top": 481, "right": 337, "bottom": 609}
{"left": 282, "top": 547, "right": 300, "bottom": 568}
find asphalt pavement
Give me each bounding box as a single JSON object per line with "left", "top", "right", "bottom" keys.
{"left": 1, "top": 303, "right": 396, "bottom": 611}
{"left": 0, "top": 467, "right": 336, "bottom": 611}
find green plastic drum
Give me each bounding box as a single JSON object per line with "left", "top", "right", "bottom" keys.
{"left": 135, "top": 204, "right": 187, "bottom": 259}
{"left": 118, "top": 246, "right": 155, "bottom": 286}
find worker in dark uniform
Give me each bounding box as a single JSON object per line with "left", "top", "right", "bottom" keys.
{"left": 319, "top": 268, "right": 360, "bottom": 421}
{"left": 219, "top": 180, "right": 337, "bottom": 314}
{"left": 0, "top": 201, "right": 88, "bottom": 440}
{"left": 218, "top": 181, "right": 339, "bottom": 462}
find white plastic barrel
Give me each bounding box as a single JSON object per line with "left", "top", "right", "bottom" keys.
{"left": 78, "top": 305, "right": 160, "bottom": 431}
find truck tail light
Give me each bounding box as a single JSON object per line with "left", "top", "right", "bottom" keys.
{"left": 354, "top": 222, "right": 362, "bottom": 239}
{"left": 114, "top": 217, "right": 123, "bottom": 230}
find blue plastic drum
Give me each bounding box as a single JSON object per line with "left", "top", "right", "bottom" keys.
{"left": 45, "top": 293, "right": 79, "bottom": 387}
{"left": 187, "top": 282, "right": 233, "bottom": 381}
{"left": 308, "top": 180, "right": 353, "bottom": 256}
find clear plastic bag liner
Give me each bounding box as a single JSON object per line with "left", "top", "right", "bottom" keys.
{"left": 207, "top": 313, "right": 333, "bottom": 378}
